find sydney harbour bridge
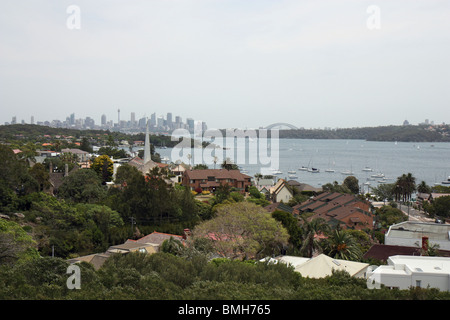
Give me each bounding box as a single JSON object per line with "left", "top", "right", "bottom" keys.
{"left": 263, "top": 123, "right": 298, "bottom": 130}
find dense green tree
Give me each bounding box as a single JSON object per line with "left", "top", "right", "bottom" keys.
{"left": 271, "top": 210, "right": 302, "bottom": 252}
{"left": 114, "top": 163, "right": 142, "bottom": 185}
{"left": 29, "top": 163, "right": 50, "bottom": 192}
{"left": 0, "top": 145, "right": 38, "bottom": 197}
{"left": 192, "top": 202, "right": 289, "bottom": 260}
{"left": 79, "top": 137, "right": 93, "bottom": 153}
{"left": 375, "top": 205, "right": 408, "bottom": 229}
{"left": 322, "top": 181, "right": 351, "bottom": 194}
{"left": 0, "top": 219, "right": 40, "bottom": 266}
{"left": 343, "top": 176, "right": 360, "bottom": 194}
{"left": 91, "top": 155, "right": 114, "bottom": 184}
{"left": 371, "top": 183, "right": 395, "bottom": 203}
{"left": 424, "top": 196, "right": 450, "bottom": 218}
{"left": 58, "top": 169, "right": 106, "bottom": 203}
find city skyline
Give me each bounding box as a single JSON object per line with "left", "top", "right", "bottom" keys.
{"left": 1, "top": 1, "right": 450, "bottom": 129}
{"left": 6, "top": 110, "right": 208, "bottom": 133}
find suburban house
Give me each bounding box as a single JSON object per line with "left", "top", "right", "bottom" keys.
{"left": 367, "top": 255, "right": 450, "bottom": 291}
{"left": 384, "top": 221, "right": 450, "bottom": 251}
{"left": 262, "top": 254, "right": 369, "bottom": 279}
{"left": 181, "top": 169, "right": 252, "bottom": 193}
{"left": 268, "top": 179, "right": 293, "bottom": 203}
{"left": 48, "top": 163, "right": 78, "bottom": 195}
{"left": 68, "top": 231, "right": 186, "bottom": 270}
{"left": 293, "top": 192, "right": 374, "bottom": 230}
{"left": 127, "top": 156, "right": 158, "bottom": 175}
{"left": 254, "top": 178, "right": 275, "bottom": 189}
{"left": 264, "top": 202, "right": 294, "bottom": 215}
{"left": 67, "top": 241, "right": 159, "bottom": 270}
{"left": 286, "top": 180, "right": 322, "bottom": 193}
{"left": 61, "top": 148, "right": 90, "bottom": 168}
{"left": 363, "top": 243, "right": 450, "bottom": 263}
{"left": 128, "top": 230, "right": 187, "bottom": 247}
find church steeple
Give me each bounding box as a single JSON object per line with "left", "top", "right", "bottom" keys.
{"left": 143, "top": 118, "right": 151, "bottom": 164}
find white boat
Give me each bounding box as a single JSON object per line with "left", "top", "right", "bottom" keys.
{"left": 298, "top": 166, "right": 308, "bottom": 171}
{"left": 442, "top": 176, "right": 450, "bottom": 185}
{"left": 371, "top": 173, "right": 385, "bottom": 179}
{"left": 341, "top": 170, "right": 354, "bottom": 175}
{"left": 325, "top": 157, "right": 335, "bottom": 173}
{"left": 288, "top": 174, "right": 298, "bottom": 179}
{"left": 272, "top": 169, "right": 282, "bottom": 175}
{"left": 362, "top": 166, "right": 373, "bottom": 172}
{"left": 308, "top": 168, "right": 320, "bottom": 173}
{"left": 288, "top": 170, "right": 297, "bottom": 174}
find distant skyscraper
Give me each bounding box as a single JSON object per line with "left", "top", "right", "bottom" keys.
{"left": 186, "top": 118, "right": 194, "bottom": 132}
{"left": 150, "top": 113, "right": 156, "bottom": 126}
{"left": 167, "top": 112, "right": 173, "bottom": 129}
{"left": 31, "top": 116, "right": 34, "bottom": 125}
{"left": 117, "top": 109, "right": 120, "bottom": 124}
{"left": 70, "top": 113, "right": 75, "bottom": 125}
{"left": 131, "top": 112, "right": 135, "bottom": 123}
{"left": 157, "top": 116, "right": 164, "bottom": 128}
{"left": 101, "top": 114, "right": 107, "bottom": 126}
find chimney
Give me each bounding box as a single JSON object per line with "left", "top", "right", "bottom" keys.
{"left": 183, "top": 228, "right": 191, "bottom": 240}
{"left": 422, "top": 236, "right": 429, "bottom": 251}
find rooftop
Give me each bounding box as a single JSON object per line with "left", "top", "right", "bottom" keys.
{"left": 386, "top": 221, "right": 450, "bottom": 241}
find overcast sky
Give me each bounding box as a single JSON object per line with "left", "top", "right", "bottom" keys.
{"left": 1, "top": 0, "right": 449, "bottom": 130}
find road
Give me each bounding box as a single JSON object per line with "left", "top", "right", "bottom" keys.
{"left": 396, "top": 203, "right": 435, "bottom": 223}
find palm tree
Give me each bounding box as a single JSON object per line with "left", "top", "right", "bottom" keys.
{"left": 299, "top": 217, "right": 330, "bottom": 258}
{"left": 322, "top": 229, "right": 362, "bottom": 261}
{"left": 160, "top": 237, "right": 183, "bottom": 255}
{"left": 395, "top": 173, "right": 416, "bottom": 202}
{"left": 417, "top": 181, "right": 431, "bottom": 194}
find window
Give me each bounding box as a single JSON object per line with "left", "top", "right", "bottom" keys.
{"left": 416, "top": 280, "right": 422, "bottom": 288}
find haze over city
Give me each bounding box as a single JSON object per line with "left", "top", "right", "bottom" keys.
{"left": 1, "top": 0, "right": 449, "bottom": 130}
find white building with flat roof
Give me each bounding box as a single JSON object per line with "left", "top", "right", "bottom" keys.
{"left": 367, "top": 255, "right": 450, "bottom": 291}
{"left": 385, "top": 221, "right": 450, "bottom": 251}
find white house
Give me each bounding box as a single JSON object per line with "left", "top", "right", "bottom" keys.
{"left": 367, "top": 255, "right": 450, "bottom": 291}
{"left": 385, "top": 221, "right": 450, "bottom": 251}
{"left": 261, "top": 254, "right": 369, "bottom": 279}
{"left": 269, "top": 179, "right": 293, "bottom": 203}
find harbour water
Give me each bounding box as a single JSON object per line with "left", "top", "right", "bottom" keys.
{"left": 156, "top": 138, "right": 450, "bottom": 190}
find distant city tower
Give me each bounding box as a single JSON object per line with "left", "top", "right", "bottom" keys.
{"left": 117, "top": 109, "right": 120, "bottom": 124}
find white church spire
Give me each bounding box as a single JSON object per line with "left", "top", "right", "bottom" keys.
{"left": 143, "top": 118, "right": 151, "bottom": 164}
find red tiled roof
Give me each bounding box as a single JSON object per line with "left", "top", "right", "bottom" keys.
{"left": 184, "top": 169, "right": 251, "bottom": 181}
{"left": 363, "top": 244, "right": 450, "bottom": 262}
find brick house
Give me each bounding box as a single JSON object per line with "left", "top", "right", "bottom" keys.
{"left": 182, "top": 169, "right": 252, "bottom": 193}
{"left": 293, "top": 192, "right": 374, "bottom": 230}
